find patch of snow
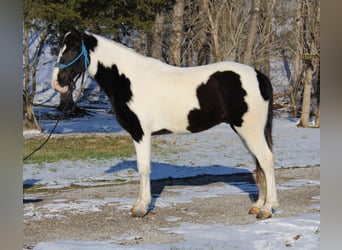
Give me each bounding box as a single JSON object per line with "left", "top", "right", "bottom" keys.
{"left": 33, "top": 214, "right": 320, "bottom": 250}
{"left": 277, "top": 179, "right": 320, "bottom": 190}
{"left": 166, "top": 216, "right": 181, "bottom": 222}
{"left": 23, "top": 129, "right": 42, "bottom": 137}
{"left": 164, "top": 214, "right": 319, "bottom": 250}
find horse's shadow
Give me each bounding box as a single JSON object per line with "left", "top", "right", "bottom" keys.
{"left": 23, "top": 178, "right": 42, "bottom": 189}
{"left": 106, "top": 160, "right": 258, "bottom": 212}
{"left": 23, "top": 179, "right": 44, "bottom": 203}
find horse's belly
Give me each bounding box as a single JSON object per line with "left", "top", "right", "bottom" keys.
{"left": 152, "top": 110, "right": 192, "bottom": 134}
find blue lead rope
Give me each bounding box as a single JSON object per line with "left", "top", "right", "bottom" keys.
{"left": 55, "top": 40, "right": 89, "bottom": 69}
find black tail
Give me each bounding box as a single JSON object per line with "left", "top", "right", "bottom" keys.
{"left": 254, "top": 71, "right": 273, "bottom": 184}
{"left": 265, "top": 90, "right": 273, "bottom": 151}
{"left": 256, "top": 70, "right": 273, "bottom": 151}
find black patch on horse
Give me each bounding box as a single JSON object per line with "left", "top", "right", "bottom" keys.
{"left": 152, "top": 129, "right": 173, "bottom": 135}
{"left": 187, "top": 71, "right": 248, "bottom": 132}
{"left": 83, "top": 34, "right": 98, "bottom": 55}
{"left": 94, "top": 63, "right": 144, "bottom": 142}
{"left": 255, "top": 70, "right": 272, "bottom": 101}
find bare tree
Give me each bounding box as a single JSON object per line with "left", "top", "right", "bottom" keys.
{"left": 298, "top": 0, "right": 320, "bottom": 127}
{"left": 243, "top": 0, "right": 260, "bottom": 65}
{"left": 298, "top": 62, "right": 313, "bottom": 127}
{"left": 255, "top": 0, "right": 276, "bottom": 77}
{"left": 151, "top": 13, "right": 166, "bottom": 59}
{"left": 202, "top": 0, "right": 226, "bottom": 62}
{"left": 194, "top": 0, "right": 210, "bottom": 65}
{"left": 169, "top": 0, "right": 184, "bottom": 66}
{"left": 181, "top": 0, "right": 207, "bottom": 66}
{"left": 287, "top": 0, "right": 304, "bottom": 118}
{"left": 223, "top": 1, "right": 250, "bottom": 62}
{"left": 23, "top": 28, "right": 47, "bottom": 132}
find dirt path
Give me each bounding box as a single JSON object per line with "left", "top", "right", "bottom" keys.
{"left": 23, "top": 166, "right": 320, "bottom": 249}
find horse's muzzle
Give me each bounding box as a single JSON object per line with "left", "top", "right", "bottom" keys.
{"left": 51, "top": 79, "right": 69, "bottom": 93}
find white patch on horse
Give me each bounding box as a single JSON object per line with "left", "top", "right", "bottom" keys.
{"left": 51, "top": 40, "right": 68, "bottom": 92}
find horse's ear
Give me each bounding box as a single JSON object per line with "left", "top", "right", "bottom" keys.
{"left": 58, "top": 24, "right": 71, "bottom": 36}
{"left": 70, "top": 26, "right": 85, "bottom": 39}
{"left": 70, "top": 26, "right": 81, "bottom": 36}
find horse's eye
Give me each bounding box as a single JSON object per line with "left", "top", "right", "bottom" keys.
{"left": 65, "top": 49, "right": 74, "bottom": 56}
{"left": 69, "top": 47, "right": 78, "bottom": 53}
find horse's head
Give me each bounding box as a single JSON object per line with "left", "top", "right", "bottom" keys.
{"left": 51, "top": 27, "right": 89, "bottom": 93}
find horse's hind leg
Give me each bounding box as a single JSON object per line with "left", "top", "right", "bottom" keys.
{"left": 235, "top": 127, "right": 279, "bottom": 219}
{"left": 248, "top": 158, "right": 267, "bottom": 216}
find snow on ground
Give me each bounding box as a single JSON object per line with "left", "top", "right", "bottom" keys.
{"left": 33, "top": 214, "right": 320, "bottom": 250}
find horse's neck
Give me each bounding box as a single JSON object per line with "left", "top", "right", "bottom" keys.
{"left": 86, "top": 34, "right": 149, "bottom": 108}
{"left": 87, "top": 34, "right": 146, "bottom": 77}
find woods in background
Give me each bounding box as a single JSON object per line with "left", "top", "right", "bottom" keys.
{"left": 23, "top": 0, "right": 320, "bottom": 130}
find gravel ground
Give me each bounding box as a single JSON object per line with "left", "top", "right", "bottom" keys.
{"left": 23, "top": 165, "right": 320, "bottom": 249}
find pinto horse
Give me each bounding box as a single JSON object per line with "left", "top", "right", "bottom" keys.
{"left": 51, "top": 28, "right": 278, "bottom": 219}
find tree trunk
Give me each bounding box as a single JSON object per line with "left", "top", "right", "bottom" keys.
{"left": 151, "top": 12, "right": 165, "bottom": 60}
{"left": 314, "top": 103, "right": 320, "bottom": 128}
{"left": 260, "top": 0, "right": 275, "bottom": 77}
{"left": 23, "top": 28, "right": 42, "bottom": 132}
{"left": 211, "top": 25, "right": 220, "bottom": 62}
{"left": 243, "top": 0, "right": 260, "bottom": 65}
{"left": 23, "top": 94, "right": 42, "bottom": 132}
{"left": 169, "top": 0, "right": 184, "bottom": 66}
{"left": 314, "top": 63, "right": 320, "bottom": 127}
{"left": 297, "top": 64, "right": 313, "bottom": 127}
{"left": 196, "top": 0, "right": 210, "bottom": 65}
{"left": 291, "top": 0, "right": 304, "bottom": 118}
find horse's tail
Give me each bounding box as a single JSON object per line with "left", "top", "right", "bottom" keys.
{"left": 256, "top": 71, "right": 273, "bottom": 183}
{"left": 265, "top": 81, "right": 273, "bottom": 152}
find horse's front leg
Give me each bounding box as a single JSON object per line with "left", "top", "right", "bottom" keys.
{"left": 131, "top": 134, "right": 152, "bottom": 217}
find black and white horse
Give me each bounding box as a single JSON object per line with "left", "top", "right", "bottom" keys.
{"left": 51, "top": 28, "right": 278, "bottom": 219}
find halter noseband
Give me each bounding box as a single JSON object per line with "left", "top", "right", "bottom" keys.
{"left": 55, "top": 40, "right": 89, "bottom": 70}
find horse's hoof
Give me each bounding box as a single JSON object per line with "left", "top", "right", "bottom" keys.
{"left": 248, "top": 206, "right": 261, "bottom": 215}
{"left": 256, "top": 210, "right": 272, "bottom": 220}
{"left": 130, "top": 207, "right": 148, "bottom": 218}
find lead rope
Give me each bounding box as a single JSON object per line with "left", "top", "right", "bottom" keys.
{"left": 23, "top": 72, "right": 86, "bottom": 162}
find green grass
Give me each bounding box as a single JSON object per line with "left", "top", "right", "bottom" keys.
{"left": 23, "top": 134, "right": 135, "bottom": 164}
{"left": 23, "top": 134, "right": 178, "bottom": 164}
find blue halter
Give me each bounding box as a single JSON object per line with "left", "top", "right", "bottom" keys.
{"left": 55, "top": 40, "right": 89, "bottom": 70}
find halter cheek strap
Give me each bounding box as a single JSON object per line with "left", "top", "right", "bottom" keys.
{"left": 55, "top": 40, "right": 89, "bottom": 70}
